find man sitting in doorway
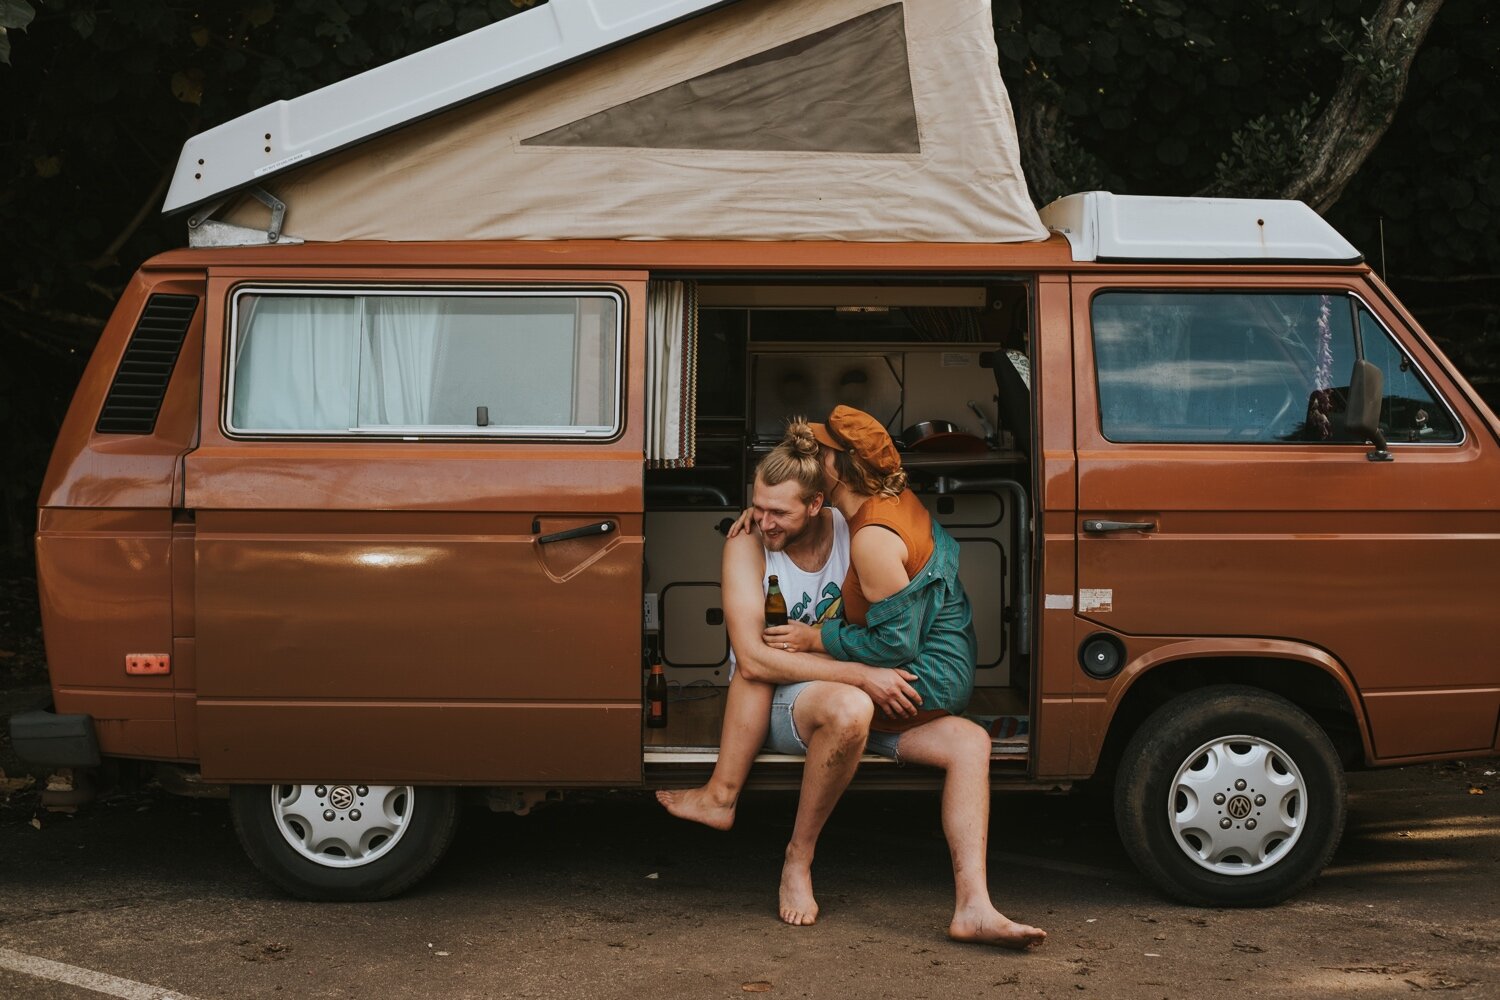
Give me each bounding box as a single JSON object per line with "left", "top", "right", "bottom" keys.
{"left": 658, "top": 438, "right": 876, "bottom": 926}
{"left": 658, "top": 420, "right": 1045, "bottom": 950}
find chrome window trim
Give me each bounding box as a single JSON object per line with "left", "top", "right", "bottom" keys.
{"left": 225, "top": 284, "right": 626, "bottom": 441}
{"left": 1348, "top": 291, "right": 1467, "bottom": 448}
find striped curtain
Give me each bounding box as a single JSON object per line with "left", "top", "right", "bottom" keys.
{"left": 645, "top": 280, "right": 698, "bottom": 468}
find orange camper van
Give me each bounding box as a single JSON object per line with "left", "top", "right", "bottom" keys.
{"left": 12, "top": 0, "right": 1500, "bottom": 906}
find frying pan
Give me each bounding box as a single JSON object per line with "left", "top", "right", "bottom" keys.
{"left": 901, "top": 420, "right": 987, "bottom": 453}
{"left": 901, "top": 419, "right": 958, "bottom": 448}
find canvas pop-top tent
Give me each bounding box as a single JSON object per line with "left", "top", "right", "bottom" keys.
{"left": 167, "top": 0, "right": 1048, "bottom": 244}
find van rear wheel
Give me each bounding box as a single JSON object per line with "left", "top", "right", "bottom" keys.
{"left": 230, "top": 783, "right": 459, "bottom": 901}
{"left": 1114, "top": 686, "right": 1346, "bottom": 907}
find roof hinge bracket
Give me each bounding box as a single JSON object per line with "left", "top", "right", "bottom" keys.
{"left": 186, "top": 187, "right": 303, "bottom": 248}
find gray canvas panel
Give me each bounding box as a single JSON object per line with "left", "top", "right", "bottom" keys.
{"left": 522, "top": 4, "right": 918, "bottom": 153}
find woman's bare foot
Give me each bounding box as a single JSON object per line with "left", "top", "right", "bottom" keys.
{"left": 778, "top": 855, "right": 819, "bottom": 926}
{"left": 948, "top": 905, "right": 1047, "bottom": 950}
{"left": 655, "top": 787, "right": 736, "bottom": 831}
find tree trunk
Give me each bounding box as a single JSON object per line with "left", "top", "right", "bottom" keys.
{"left": 1276, "top": 0, "right": 1442, "bottom": 213}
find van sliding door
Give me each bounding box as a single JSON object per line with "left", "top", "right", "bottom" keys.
{"left": 183, "top": 271, "right": 647, "bottom": 785}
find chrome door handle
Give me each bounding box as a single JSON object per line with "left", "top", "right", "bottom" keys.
{"left": 1083, "top": 519, "right": 1156, "bottom": 533}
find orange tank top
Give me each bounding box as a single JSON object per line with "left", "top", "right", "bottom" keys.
{"left": 840, "top": 489, "right": 935, "bottom": 627}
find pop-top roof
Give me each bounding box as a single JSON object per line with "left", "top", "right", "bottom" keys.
{"left": 169, "top": 0, "right": 1048, "bottom": 245}
{"left": 1039, "top": 192, "right": 1363, "bottom": 264}
{"left": 163, "top": 0, "right": 735, "bottom": 216}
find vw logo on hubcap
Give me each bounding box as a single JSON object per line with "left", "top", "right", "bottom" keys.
{"left": 329, "top": 786, "right": 355, "bottom": 810}
{"left": 1227, "top": 794, "right": 1253, "bottom": 820}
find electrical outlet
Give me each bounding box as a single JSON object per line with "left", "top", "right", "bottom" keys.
{"left": 125, "top": 653, "right": 171, "bottom": 676}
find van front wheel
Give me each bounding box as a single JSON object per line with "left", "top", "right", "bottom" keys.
{"left": 230, "top": 783, "right": 459, "bottom": 901}
{"left": 1114, "top": 687, "right": 1346, "bottom": 907}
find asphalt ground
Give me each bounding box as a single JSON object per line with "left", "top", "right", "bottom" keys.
{"left": 0, "top": 730, "right": 1496, "bottom": 1000}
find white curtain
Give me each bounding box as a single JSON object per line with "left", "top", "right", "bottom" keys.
{"left": 646, "top": 281, "right": 697, "bottom": 468}
{"left": 232, "top": 296, "right": 361, "bottom": 430}
{"left": 360, "top": 297, "right": 443, "bottom": 425}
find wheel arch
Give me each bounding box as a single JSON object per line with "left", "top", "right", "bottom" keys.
{"left": 1090, "top": 639, "right": 1372, "bottom": 784}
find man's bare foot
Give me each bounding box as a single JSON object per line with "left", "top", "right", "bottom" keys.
{"left": 655, "top": 787, "right": 736, "bottom": 831}
{"left": 949, "top": 905, "right": 1047, "bottom": 950}
{"left": 778, "top": 856, "right": 819, "bottom": 926}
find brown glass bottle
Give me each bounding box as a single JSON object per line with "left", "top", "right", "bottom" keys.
{"left": 765, "top": 574, "right": 788, "bottom": 627}
{"left": 646, "top": 663, "right": 668, "bottom": 728}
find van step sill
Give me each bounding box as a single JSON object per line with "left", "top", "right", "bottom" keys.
{"left": 644, "top": 742, "right": 1029, "bottom": 765}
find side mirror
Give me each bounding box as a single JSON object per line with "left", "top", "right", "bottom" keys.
{"left": 1345, "top": 359, "right": 1392, "bottom": 462}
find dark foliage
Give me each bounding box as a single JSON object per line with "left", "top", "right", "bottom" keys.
{"left": 1, "top": 0, "right": 1497, "bottom": 569}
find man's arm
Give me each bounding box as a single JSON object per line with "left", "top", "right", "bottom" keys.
{"left": 723, "top": 531, "right": 922, "bottom": 716}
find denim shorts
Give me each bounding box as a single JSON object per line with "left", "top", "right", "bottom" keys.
{"left": 766, "top": 681, "right": 902, "bottom": 760}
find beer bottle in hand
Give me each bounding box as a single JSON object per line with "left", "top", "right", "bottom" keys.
{"left": 765, "top": 574, "right": 789, "bottom": 627}
{"left": 646, "top": 662, "right": 668, "bottom": 728}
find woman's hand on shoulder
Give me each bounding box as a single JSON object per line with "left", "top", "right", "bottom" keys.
{"left": 725, "top": 506, "right": 755, "bottom": 539}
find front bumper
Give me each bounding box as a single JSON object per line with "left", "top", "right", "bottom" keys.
{"left": 8, "top": 709, "right": 100, "bottom": 768}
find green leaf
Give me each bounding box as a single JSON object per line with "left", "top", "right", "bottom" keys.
{"left": 171, "top": 69, "right": 204, "bottom": 105}
{"left": 1029, "top": 25, "right": 1062, "bottom": 59}
{"left": 996, "top": 32, "right": 1029, "bottom": 62}
{"left": 71, "top": 11, "right": 96, "bottom": 39}
{"left": 455, "top": 7, "right": 491, "bottom": 33}
{"left": 246, "top": 1, "right": 276, "bottom": 29}
{"left": 0, "top": 1, "right": 35, "bottom": 31}
{"left": 1156, "top": 136, "right": 1189, "bottom": 165}
{"left": 1143, "top": 0, "right": 1184, "bottom": 17}
{"left": 0, "top": 29, "right": 9, "bottom": 66}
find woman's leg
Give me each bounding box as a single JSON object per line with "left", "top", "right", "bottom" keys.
{"left": 896, "top": 716, "right": 1046, "bottom": 949}
{"left": 656, "top": 668, "right": 775, "bottom": 830}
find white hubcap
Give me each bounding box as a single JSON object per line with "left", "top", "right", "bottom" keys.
{"left": 1169, "top": 736, "right": 1305, "bottom": 876}
{"left": 272, "top": 784, "right": 413, "bottom": 868}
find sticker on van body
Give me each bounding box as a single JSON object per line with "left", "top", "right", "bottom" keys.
{"left": 1079, "top": 589, "right": 1113, "bottom": 613}
{"left": 1044, "top": 594, "right": 1074, "bottom": 610}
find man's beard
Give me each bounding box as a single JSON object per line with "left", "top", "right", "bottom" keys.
{"left": 762, "top": 519, "right": 809, "bottom": 553}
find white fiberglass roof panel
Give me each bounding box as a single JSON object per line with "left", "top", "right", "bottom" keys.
{"left": 1040, "top": 192, "right": 1362, "bottom": 264}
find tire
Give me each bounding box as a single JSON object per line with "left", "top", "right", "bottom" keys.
{"left": 1114, "top": 686, "right": 1346, "bottom": 907}
{"left": 229, "top": 783, "right": 459, "bottom": 901}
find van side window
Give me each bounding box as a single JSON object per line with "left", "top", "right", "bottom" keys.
{"left": 1092, "top": 291, "right": 1362, "bottom": 443}
{"left": 1355, "top": 305, "right": 1460, "bottom": 443}
{"left": 1090, "top": 291, "right": 1462, "bottom": 445}
{"left": 228, "top": 290, "right": 621, "bottom": 437}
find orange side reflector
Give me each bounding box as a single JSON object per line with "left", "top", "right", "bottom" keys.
{"left": 125, "top": 654, "right": 171, "bottom": 676}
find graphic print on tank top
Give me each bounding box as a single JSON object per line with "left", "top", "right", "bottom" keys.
{"left": 766, "top": 507, "right": 848, "bottom": 627}
{"left": 790, "top": 581, "right": 843, "bottom": 625}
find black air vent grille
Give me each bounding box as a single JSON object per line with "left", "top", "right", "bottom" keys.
{"left": 95, "top": 293, "right": 198, "bottom": 435}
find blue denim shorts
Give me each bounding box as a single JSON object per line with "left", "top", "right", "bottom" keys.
{"left": 766, "top": 681, "right": 901, "bottom": 760}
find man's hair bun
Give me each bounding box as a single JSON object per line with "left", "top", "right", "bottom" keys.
{"left": 784, "top": 417, "right": 819, "bottom": 457}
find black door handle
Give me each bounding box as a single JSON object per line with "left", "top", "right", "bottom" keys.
{"left": 1083, "top": 519, "right": 1157, "bottom": 533}
{"left": 536, "top": 520, "right": 616, "bottom": 545}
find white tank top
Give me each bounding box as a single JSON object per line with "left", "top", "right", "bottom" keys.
{"left": 767, "top": 507, "right": 849, "bottom": 626}
{"left": 730, "top": 508, "right": 848, "bottom": 674}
